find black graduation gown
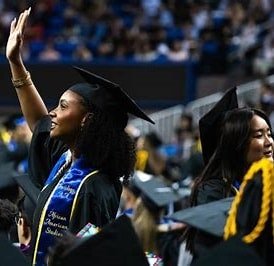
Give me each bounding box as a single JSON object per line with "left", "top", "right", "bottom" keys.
{"left": 28, "top": 116, "right": 122, "bottom": 252}
{"left": 157, "top": 228, "right": 184, "bottom": 266}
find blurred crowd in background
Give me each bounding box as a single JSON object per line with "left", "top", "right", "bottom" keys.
{"left": 0, "top": 0, "right": 273, "bottom": 75}
{"left": 1, "top": 0, "right": 274, "bottom": 209}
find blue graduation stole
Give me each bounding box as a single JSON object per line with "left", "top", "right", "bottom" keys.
{"left": 32, "top": 151, "right": 98, "bottom": 266}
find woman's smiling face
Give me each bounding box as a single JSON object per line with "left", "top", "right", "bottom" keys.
{"left": 246, "top": 114, "right": 274, "bottom": 165}
{"left": 49, "top": 90, "right": 87, "bottom": 145}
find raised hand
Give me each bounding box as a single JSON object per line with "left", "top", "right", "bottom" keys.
{"left": 5, "top": 7, "right": 48, "bottom": 131}
{"left": 6, "top": 8, "right": 31, "bottom": 64}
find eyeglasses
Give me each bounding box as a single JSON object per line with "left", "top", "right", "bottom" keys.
{"left": 15, "top": 213, "right": 23, "bottom": 224}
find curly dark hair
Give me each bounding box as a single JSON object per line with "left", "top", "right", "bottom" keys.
{"left": 0, "top": 199, "right": 18, "bottom": 232}
{"left": 75, "top": 103, "right": 136, "bottom": 182}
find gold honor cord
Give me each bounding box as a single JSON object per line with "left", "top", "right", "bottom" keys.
{"left": 224, "top": 158, "right": 274, "bottom": 244}
{"left": 32, "top": 170, "right": 99, "bottom": 265}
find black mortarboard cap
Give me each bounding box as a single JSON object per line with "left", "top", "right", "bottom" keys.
{"left": 0, "top": 163, "right": 39, "bottom": 221}
{"left": 60, "top": 215, "right": 149, "bottom": 266}
{"left": 13, "top": 174, "right": 39, "bottom": 206}
{"left": 199, "top": 87, "right": 238, "bottom": 164}
{"left": 192, "top": 236, "right": 265, "bottom": 266}
{"left": 0, "top": 233, "right": 29, "bottom": 266}
{"left": 13, "top": 174, "right": 40, "bottom": 223}
{"left": 169, "top": 197, "right": 234, "bottom": 237}
{"left": 133, "top": 171, "right": 191, "bottom": 211}
{"left": 70, "top": 66, "right": 154, "bottom": 129}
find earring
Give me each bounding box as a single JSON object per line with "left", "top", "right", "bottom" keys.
{"left": 80, "top": 121, "right": 85, "bottom": 132}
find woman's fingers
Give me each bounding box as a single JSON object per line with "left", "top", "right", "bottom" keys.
{"left": 10, "top": 18, "right": 17, "bottom": 34}
{"left": 18, "top": 10, "right": 28, "bottom": 35}
{"left": 15, "top": 8, "right": 31, "bottom": 35}
{"left": 15, "top": 10, "right": 25, "bottom": 31}
{"left": 21, "top": 8, "right": 31, "bottom": 35}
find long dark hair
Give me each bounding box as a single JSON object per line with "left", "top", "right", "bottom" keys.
{"left": 75, "top": 102, "right": 136, "bottom": 182}
{"left": 191, "top": 107, "right": 271, "bottom": 205}
{"left": 185, "top": 107, "right": 272, "bottom": 252}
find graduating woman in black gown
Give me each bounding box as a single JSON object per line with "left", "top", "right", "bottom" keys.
{"left": 185, "top": 87, "right": 274, "bottom": 261}
{"left": 6, "top": 8, "right": 154, "bottom": 266}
